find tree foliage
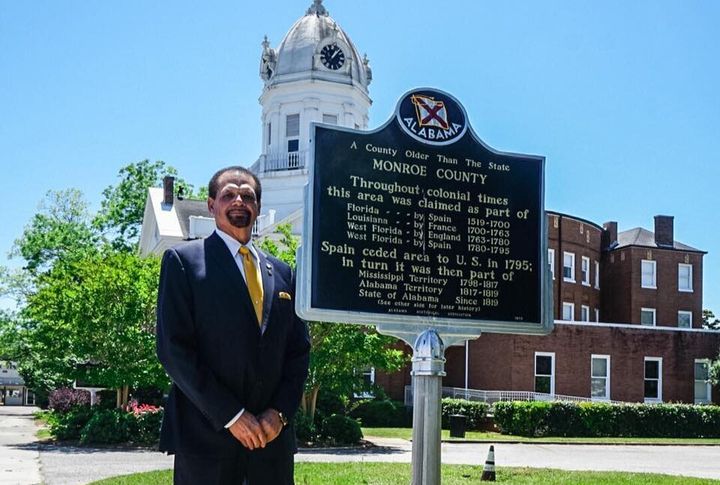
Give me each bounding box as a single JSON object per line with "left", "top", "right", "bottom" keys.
{"left": 11, "top": 189, "right": 97, "bottom": 275}
{"left": 94, "top": 159, "right": 195, "bottom": 250}
{"left": 703, "top": 309, "right": 720, "bottom": 330}
{"left": 21, "top": 249, "right": 167, "bottom": 392}
{"left": 1, "top": 160, "right": 195, "bottom": 401}
{"left": 259, "top": 224, "right": 408, "bottom": 420}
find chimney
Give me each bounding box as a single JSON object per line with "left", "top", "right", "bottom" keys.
{"left": 654, "top": 215, "right": 674, "bottom": 248}
{"left": 602, "top": 221, "right": 618, "bottom": 249}
{"left": 163, "top": 176, "right": 174, "bottom": 206}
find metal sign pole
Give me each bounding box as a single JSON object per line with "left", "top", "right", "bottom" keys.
{"left": 411, "top": 329, "right": 446, "bottom": 485}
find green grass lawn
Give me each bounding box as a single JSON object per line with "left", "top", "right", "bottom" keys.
{"left": 361, "top": 427, "right": 720, "bottom": 445}
{"left": 89, "top": 464, "right": 719, "bottom": 484}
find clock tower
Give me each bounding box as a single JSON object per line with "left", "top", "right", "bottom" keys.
{"left": 250, "top": 0, "right": 372, "bottom": 232}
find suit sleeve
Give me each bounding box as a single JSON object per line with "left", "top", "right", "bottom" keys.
{"left": 156, "top": 248, "right": 243, "bottom": 431}
{"left": 270, "top": 268, "right": 311, "bottom": 419}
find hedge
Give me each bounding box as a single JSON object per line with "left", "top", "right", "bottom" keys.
{"left": 493, "top": 401, "right": 720, "bottom": 438}
{"left": 349, "top": 399, "right": 410, "bottom": 427}
{"left": 441, "top": 398, "right": 490, "bottom": 430}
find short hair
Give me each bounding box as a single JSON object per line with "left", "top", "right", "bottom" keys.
{"left": 208, "top": 166, "right": 262, "bottom": 204}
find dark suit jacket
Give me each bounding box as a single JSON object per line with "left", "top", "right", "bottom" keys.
{"left": 156, "top": 231, "right": 310, "bottom": 458}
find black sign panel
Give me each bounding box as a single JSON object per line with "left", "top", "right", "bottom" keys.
{"left": 298, "top": 88, "right": 551, "bottom": 334}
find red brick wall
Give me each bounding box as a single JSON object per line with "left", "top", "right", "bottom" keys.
{"left": 440, "top": 324, "right": 720, "bottom": 404}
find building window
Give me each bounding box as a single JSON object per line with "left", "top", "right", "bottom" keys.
{"left": 563, "top": 252, "right": 575, "bottom": 282}
{"left": 267, "top": 122, "right": 272, "bottom": 145}
{"left": 286, "top": 114, "right": 300, "bottom": 154}
{"left": 641, "top": 260, "right": 656, "bottom": 289}
{"left": 591, "top": 355, "right": 610, "bottom": 400}
{"left": 694, "top": 360, "right": 711, "bottom": 404}
{"left": 581, "top": 256, "right": 590, "bottom": 286}
{"left": 581, "top": 305, "right": 590, "bottom": 322}
{"left": 562, "top": 302, "right": 574, "bottom": 321}
{"left": 640, "top": 308, "right": 656, "bottom": 326}
{"left": 535, "top": 352, "right": 555, "bottom": 395}
{"left": 548, "top": 248, "right": 555, "bottom": 280}
{"left": 594, "top": 261, "right": 600, "bottom": 289}
{"left": 322, "top": 114, "right": 338, "bottom": 124}
{"left": 595, "top": 308, "right": 600, "bottom": 322}
{"left": 678, "top": 311, "right": 692, "bottom": 328}
{"left": 678, "top": 264, "right": 693, "bottom": 292}
{"left": 644, "top": 357, "right": 662, "bottom": 402}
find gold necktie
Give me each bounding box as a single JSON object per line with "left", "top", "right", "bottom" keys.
{"left": 239, "top": 246, "right": 263, "bottom": 326}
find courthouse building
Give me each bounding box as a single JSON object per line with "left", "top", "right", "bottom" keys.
{"left": 140, "top": 0, "right": 719, "bottom": 404}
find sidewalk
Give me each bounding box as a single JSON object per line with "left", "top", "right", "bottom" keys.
{"left": 0, "top": 406, "right": 42, "bottom": 485}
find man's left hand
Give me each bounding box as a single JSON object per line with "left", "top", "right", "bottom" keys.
{"left": 258, "top": 409, "right": 284, "bottom": 444}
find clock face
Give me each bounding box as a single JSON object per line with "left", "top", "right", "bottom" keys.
{"left": 320, "top": 44, "right": 345, "bottom": 70}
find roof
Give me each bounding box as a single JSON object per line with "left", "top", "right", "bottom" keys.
{"left": 261, "top": 0, "right": 370, "bottom": 90}
{"left": 616, "top": 227, "right": 705, "bottom": 253}
{"left": 174, "top": 198, "right": 211, "bottom": 239}
{"left": 0, "top": 367, "right": 25, "bottom": 386}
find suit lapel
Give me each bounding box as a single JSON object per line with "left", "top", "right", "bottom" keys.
{"left": 205, "top": 232, "right": 256, "bottom": 326}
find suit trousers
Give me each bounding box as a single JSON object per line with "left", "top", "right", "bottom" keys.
{"left": 173, "top": 446, "right": 294, "bottom": 485}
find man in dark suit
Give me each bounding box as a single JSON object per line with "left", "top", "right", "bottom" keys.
{"left": 156, "top": 166, "right": 311, "bottom": 484}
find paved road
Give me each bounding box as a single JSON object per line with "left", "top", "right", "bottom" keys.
{"left": 0, "top": 406, "right": 42, "bottom": 485}
{"left": 2, "top": 406, "right": 720, "bottom": 484}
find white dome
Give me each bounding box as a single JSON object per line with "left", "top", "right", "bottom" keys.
{"left": 259, "top": 0, "right": 371, "bottom": 92}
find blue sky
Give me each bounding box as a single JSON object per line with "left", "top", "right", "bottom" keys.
{"left": 2, "top": 1, "right": 719, "bottom": 315}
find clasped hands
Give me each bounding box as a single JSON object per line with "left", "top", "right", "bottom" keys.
{"left": 228, "top": 408, "right": 283, "bottom": 450}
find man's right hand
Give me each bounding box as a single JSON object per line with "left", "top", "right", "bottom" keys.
{"left": 228, "top": 411, "right": 267, "bottom": 450}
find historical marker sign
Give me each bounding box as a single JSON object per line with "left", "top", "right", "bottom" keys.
{"left": 297, "top": 88, "right": 552, "bottom": 338}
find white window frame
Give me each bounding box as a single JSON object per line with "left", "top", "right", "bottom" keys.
{"left": 563, "top": 252, "right": 575, "bottom": 283}
{"left": 694, "top": 359, "right": 711, "bottom": 404}
{"left": 581, "top": 305, "right": 590, "bottom": 322}
{"left": 678, "top": 311, "right": 692, "bottom": 328}
{"left": 591, "top": 354, "right": 611, "bottom": 401}
{"left": 581, "top": 256, "right": 591, "bottom": 286}
{"left": 534, "top": 352, "right": 555, "bottom": 396}
{"left": 562, "top": 302, "right": 575, "bottom": 321}
{"left": 595, "top": 308, "right": 600, "bottom": 322}
{"left": 548, "top": 248, "right": 555, "bottom": 280}
{"left": 594, "top": 261, "right": 600, "bottom": 289}
{"left": 641, "top": 259, "right": 657, "bottom": 289}
{"left": 644, "top": 357, "right": 663, "bottom": 403}
{"left": 678, "top": 263, "right": 693, "bottom": 292}
{"left": 640, "top": 307, "right": 656, "bottom": 326}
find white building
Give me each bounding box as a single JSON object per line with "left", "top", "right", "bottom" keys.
{"left": 140, "top": 0, "right": 370, "bottom": 254}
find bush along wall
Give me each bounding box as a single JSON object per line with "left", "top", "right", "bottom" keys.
{"left": 492, "top": 401, "right": 720, "bottom": 438}
{"left": 441, "top": 398, "right": 491, "bottom": 430}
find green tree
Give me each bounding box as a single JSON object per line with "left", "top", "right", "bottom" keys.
{"left": 259, "top": 225, "right": 407, "bottom": 420}
{"left": 94, "top": 159, "right": 196, "bottom": 250}
{"left": 22, "top": 248, "right": 167, "bottom": 404}
{"left": 703, "top": 309, "right": 720, "bottom": 330}
{"left": 11, "top": 189, "right": 97, "bottom": 276}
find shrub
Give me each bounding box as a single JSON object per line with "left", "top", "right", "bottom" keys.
{"left": 321, "top": 414, "right": 363, "bottom": 445}
{"left": 133, "top": 407, "right": 163, "bottom": 445}
{"left": 49, "top": 406, "right": 94, "bottom": 441}
{"left": 315, "top": 391, "right": 347, "bottom": 421}
{"left": 80, "top": 408, "right": 136, "bottom": 444}
{"left": 48, "top": 388, "right": 91, "bottom": 413}
{"left": 441, "top": 399, "right": 490, "bottom": 430}
{"left": 493, "top": 400, "right": 720, "bottom": 438}
{"left": 294, "top": 412, "right": 318, "bottom": 443}
{"left": 350, "top": 399, "right": 410, "bottom": 427}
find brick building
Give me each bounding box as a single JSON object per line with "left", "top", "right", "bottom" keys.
{"left": 378, "top": 212, "right": 720, "bottom": 405}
